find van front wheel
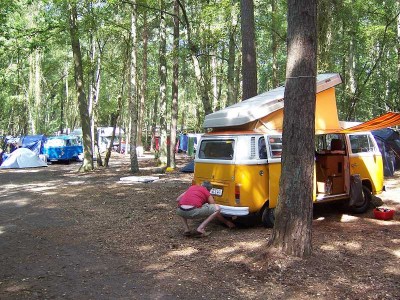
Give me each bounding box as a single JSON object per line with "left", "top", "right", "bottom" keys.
{"left": 350, "top": 186, "right": 371, "bottom": 214}
{"left": 261, "top": 208, "right": 275, "bottom": 228}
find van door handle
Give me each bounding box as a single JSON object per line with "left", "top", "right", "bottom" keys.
{"left": 259, "top": 170, "right": 264, "bottom": 176}
{"left": 351, "top": 163, "right": 358, "bottom": 167}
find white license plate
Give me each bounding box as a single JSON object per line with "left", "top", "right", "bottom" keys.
{"left": 210, "top": 188, "right": 223, "bottom": 196}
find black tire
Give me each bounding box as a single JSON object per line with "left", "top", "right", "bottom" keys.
{"left": 350, "top": 186, "right": 371, "bottom": 214}
{"left": 261, "top": 207, "right": 275, "bottom": 228}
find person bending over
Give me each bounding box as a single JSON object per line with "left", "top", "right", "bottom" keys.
{"left": 176, "top": 181, "right": 235, "bottom": 237}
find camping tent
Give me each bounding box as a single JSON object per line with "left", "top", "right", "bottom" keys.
{"left": 21, "top": 135, "right": 47, "bottom": 155}
{"left": 0, "top": 148, "right": 48, "bottom": 169}
{"left": 372, "top": 128, "right": 400, "bottom": 175}
{"left": 181, "top": 160, "right": 195, "bottom": 173}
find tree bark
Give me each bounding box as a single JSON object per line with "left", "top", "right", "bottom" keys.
{"left": 240, "top": 0, "right": 257, "bottom": 100}
{"left": 104, "top": 95, "right": 121, "bottom": 168}
{"left": 158, "top": 0, "right": 168, "bottom": 166}
{"left": 268, "top": 0, "right": 317, "bottom": 258}
{"left": 177, "top": 0, "right": 212, "bottom": 116}
{"left": 129, "top": 1, "right": 139, "bottom": 173}
{"left": 397, "top": 0, "right": 400, "bottom": 108}
{"left": 317, "top": 0, "right": 333, "bottom": 72}
{"left": 227, "top": 30, "right": 236, "bottom": 106}
{"left": 67, "top": 2, "right": 94, "bottom": 172}
{"left": 271, "top": 0, "right": 279, "bottom": 88}
{"left": 138, "top": 11, "right": 148, "bottom": 148}
{"left": 169, "top": 0, "right": 179, "bottom": 169}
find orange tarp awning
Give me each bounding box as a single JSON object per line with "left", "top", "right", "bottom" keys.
{"left": 340, "top": 112, "right": 400, "bottom": 133}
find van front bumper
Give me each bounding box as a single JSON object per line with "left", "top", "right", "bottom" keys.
{"left": 219, "top": 205, "right": 249, "bottom": 216}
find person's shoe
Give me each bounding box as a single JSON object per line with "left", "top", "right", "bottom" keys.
{"left": 192, "top": 231, "right": 211, "bottom": 238}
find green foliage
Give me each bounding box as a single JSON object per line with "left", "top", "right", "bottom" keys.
{"left": 0, "top": 0, "right": 399, "bottom": 138}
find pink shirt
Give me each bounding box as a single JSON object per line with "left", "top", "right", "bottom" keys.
{"left": 178, "top": 185, "right": 211, "bottom": 208}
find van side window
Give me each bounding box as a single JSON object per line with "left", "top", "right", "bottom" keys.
{"left": 258, "top": 137, "right": 268, "bottom": 159}
{"left": 349, "top": 134, "right": 375, "bottom": 153}
{"left": 315, "top": 134, "right": 345, "bottom": 154}
{"left": 198, "top": 140, "right": 235, "bottom": 160}
{"left": 268, "top": 136, "right": 283, "bottom": 158}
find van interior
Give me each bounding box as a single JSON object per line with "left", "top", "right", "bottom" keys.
{"left": 315, "top": 134, "right": 347, "bottom": 196}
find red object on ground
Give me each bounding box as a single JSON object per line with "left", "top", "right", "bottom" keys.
{"left": 374, "top": 208, "right": 395, "bottom": 220}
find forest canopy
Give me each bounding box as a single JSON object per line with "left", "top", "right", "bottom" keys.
{"left": 0, "top": 0, "right": 399, "bottom": 144}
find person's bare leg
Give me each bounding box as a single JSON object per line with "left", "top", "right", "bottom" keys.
{"left": 216, "top": 213, "right": 235, "bottom": 228}
{"left": 196, "top": 211, "right": 219, "bottom": 234}
{"left": 179, "top": 216, "right": 190, "bottom": 233}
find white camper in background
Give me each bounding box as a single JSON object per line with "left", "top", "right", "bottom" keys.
{"left": 97, "top": 127, "right": 124, "bottom": 153}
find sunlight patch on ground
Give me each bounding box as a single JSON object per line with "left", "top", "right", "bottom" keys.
{"left": 213, "top": 241, "right": 264, "bottom": 256}
{"left": 0, "top": 226, "right": 4, "bottom": 235}
{"left": 235, "top": 241, "right": 264, "bottom": 249}
{"left": 320, "top": 244, "right": 337, "bottom": 251}
{"left": 27, "top": 185, "right": 57, "bottom": 192}
{"left": 340, "top": 214, "right": 360, "bottom": 222}
{"left": 214, "top": 246, "right": 238, "bottom": 255}
{"left": 154, "top": 271, "right": 175, "bottom": 280}
{"left": 229, "top": 254, "right": 247, "bottom": 263}
{"left": 4, "top": 283, "right": 31, "bottom": 292}
{"left": 144, "top": 262, "right": 173, "bottom": 271}
{"left": 320, "top": 241, "right": 361, "bottom": 251}
{"left": 391, "top": 239, "right": 400, "bottom": 244}
{"left": 385, "top": 265, "right": 400, "bottom": 275}
{"left": 343, "top": 241, "right": 362, "bottom": 250}
{"left": 138, "top": 245, "right": 154, "bottom": 251}
{"left": 1, "top": 184, "right": 22, "bottom": 190}
{"left": 365, "top": 218, "right": 397, "bottom": 226}
{"left": 391, "top": 249, "right": 400, "bottom": 259}
{"left": 155, "top": 203, "right": 169, "bottom": 209}
{"left": 237, "top": 287, "right": 260, "bottom": 299}
{"left": 68, "top": 181, "right": 86, "bottom": 185}
{"left": 168, "top": 247, "right": 198, "bottom": 257}
{"left": 0, "top": 198, "right": 31, "bottom": 207}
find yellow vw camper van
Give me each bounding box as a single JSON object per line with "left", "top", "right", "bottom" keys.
{"left": 193, "top": 74, "right": 389, "bottom": 227}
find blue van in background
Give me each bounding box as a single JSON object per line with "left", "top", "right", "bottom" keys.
{"left": 43, "top": 135, "right": 83, "bottom": 162}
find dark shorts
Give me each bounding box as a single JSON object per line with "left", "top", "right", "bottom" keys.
{"left": 176, "top": 204, "right": 217, "bottom": 219}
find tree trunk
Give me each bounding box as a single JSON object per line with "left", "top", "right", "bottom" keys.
{"left": 211, "top": 50, "right": 218, "bottom": 111}
{"left": 138, "top": 11, "right": 148, "bottom": 148}
{"left": 169, "top": 0, "right": 179, "bottom": 169}
{"left": 129, "top": 2, "right": 139, "bottom": 173}
{"left": 317, "top": 0, "right": 333, "bottom": 72}
{"left": 88, "top": 33, "right": 96, "bottom": 158}
{"left": 104, "top": 95, "right": 121, "bottom": 168}
{"left": 158, "top": 0, "right": 168, "bottom": 166}
{"left": 177, "top": 1, "right": 212, "bottom": 116}
{"left": 234, "top": 52, "right": 241, "bottom": 103}
{"left": 346, "top": 26, "right": 357, "bottom": 120}
{"left": 271, "top": 0, "right": 279, "bottom": 88}
{"left": 94, "top": 44, "right": 103, "bottom": 167}
{"left": 268, "top": 0, "right": 317, "bottom": 258}
{"left": 397, "top": 0, "right": 400, "bottom": 108}
{"left": 240, "top": 0, "right": 257, "bottom": 100}
{"left": 28, "top": 52, "right": 36, "bottom": 134}
{"left": 67, "top": 2, "right": 94, "bottom": 172}
{"left": 34, "top": 49, "right": 42, "bottom": 133}
{"left": 227, "top": 30, "right": 236, "bottom": 106}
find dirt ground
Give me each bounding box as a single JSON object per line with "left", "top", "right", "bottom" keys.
{"left": 0, "top": 153, "right": 399, "bottom": 300}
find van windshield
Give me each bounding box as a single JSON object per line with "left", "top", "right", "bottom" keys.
{"left": 198, "top": 139, "right": 235, "bottom": 160}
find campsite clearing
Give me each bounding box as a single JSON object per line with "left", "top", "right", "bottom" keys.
{"left": 0, "top": 153, "right": 399, "bottom": 299}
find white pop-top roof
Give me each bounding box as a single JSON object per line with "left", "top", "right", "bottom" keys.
{"left": 203, "top": 73, "right": 342, "bottom": 129}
